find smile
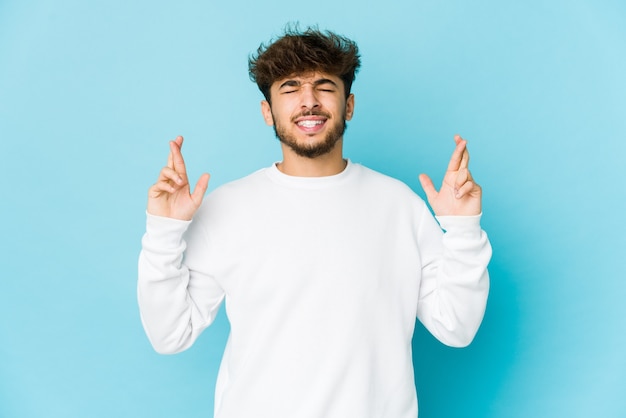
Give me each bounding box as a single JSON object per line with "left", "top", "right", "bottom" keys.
{"left": 297, "top": 119, "right": 325, "bottom": 128}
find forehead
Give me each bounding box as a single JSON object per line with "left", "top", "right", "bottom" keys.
{"left": 271, "top": 71, "right": 343, "bottom": 88}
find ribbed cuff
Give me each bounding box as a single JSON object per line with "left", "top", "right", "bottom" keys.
{"left": 144, "top": 212, "right": 192, "bottom": 248}
{"left": 436, "top": 213, "right": 482, "bottom": 234}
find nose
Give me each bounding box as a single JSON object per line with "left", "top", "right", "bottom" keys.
{"left": 300, "top": 84, "right": 320, "bottom": 110}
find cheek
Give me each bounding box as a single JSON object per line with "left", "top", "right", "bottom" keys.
{"left": 271, "top": 106, "right": 294, "bottom": 126}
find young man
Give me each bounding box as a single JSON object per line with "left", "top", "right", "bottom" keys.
{"left": 138, "top": 27, "right": 491, "bottom": 418}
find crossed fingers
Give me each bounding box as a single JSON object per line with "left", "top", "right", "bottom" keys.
{"left": 449, "top": 135, "right": 475, "bottom": 199}
{"left": 152, "top": 136, "right": 187, "bottom": 195}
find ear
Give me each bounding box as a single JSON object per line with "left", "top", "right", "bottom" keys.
{"left": 261, "top": 100, "right": 274, "bottom": 126}
{"left": 345, "top": 94, "right": 355, "bottom": 121}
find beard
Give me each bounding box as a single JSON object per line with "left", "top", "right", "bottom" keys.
{"left": 272, "top": 109, "right": 347, "bottom": 159}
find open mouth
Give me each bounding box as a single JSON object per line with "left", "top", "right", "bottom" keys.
{"left": 297, "top": 119, "right": 325, "bottom": 128}
{"left": 294, "top": 113, "right": 329, "bottom": 133}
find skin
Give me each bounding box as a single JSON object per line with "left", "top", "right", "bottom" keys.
{"left": 147, "top": 135, "right": 209, "bottom": 221}
{"left": 260, "top": 72, "right": 354, "bottom": 177}
{"left": 418, "top": 134, "right": 482, "bottom": 217}
{"left": 147, "top": 72, "right": 482, "bottom": 220}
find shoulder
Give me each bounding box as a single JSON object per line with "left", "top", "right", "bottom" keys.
{"left": 210, "top": 168, "right": 268, "bottom": 197}
{"left": 211, "top": 167, "right": 273, "bottom": 201}
{"left": 193, "top": 168, "right": 271, "bottom": 221}
{"left": 351, "top": 163, "right": 419, "bottom": 196}
{"left": 349, "top": 163, "right": 429, "bottom": 212}
{"left": 347, "top": 163, "right": 434, "bottom": 231}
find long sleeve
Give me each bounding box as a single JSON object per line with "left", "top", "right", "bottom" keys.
{"left": 416, "top": 213, "right": 491, "bottom": 347}
{"left": 137, "top": 213, "right": 225, "bottom": 354}
{"left": 135, "top": 163, "right": 492, "bottom": 418}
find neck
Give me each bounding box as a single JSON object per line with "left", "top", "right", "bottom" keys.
{"left": 277, "top": 140, "right": 346, "bottom": 177}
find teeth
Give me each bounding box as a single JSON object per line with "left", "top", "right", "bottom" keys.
{"left": 298, "top": 120, "right": 324, "bottom": 128}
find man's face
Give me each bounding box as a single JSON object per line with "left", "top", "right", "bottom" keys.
{"left": 261, "top": 72, "right": 355, "bottom": 159}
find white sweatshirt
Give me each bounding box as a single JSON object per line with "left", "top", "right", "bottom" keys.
{"left": 138, "top": 161, "right": 491, "bottom": 418}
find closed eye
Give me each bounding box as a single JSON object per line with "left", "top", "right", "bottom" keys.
{"left": 278, "top": 78, "right": 339, "bottom": 93}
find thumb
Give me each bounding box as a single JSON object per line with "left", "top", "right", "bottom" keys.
{"left": 191, "top": 173, "right": 210, "bottom": 207}
{"left": 418, "top": 173, "right": 437, "bottom": 202}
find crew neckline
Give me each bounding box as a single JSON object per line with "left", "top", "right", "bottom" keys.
{"left": 265, "top": 159, "right": 355, "bottom": 189}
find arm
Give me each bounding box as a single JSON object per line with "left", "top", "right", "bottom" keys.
{"left": 137, "top": 136, "right": 222, "bottom": 354}
{"left": 416, "top": 211, "right": 491, "bottom": 347}
{"left": 416, "top": 135, "right": 491, "bottom": 347}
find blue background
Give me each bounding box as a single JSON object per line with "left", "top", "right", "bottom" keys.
{"left": 1, "top": 0, "right": 625, "bottom": 417}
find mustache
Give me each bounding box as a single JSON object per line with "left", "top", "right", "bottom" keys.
{"left": 291, "top": 110, "right": 332, "bottom": 122}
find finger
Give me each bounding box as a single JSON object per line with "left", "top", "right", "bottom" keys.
{"left": 454, "top": 167, "right": 470, "bottom": 190}
{"left": 418, "top": 173, "right": 438, "bottom": 202}
{"left": 167, "top": 136, "right": 184, "bottom": 170}
{"left": 170, "top": 140, "right": 189, "bottom": 182}
{"left": 454, "top": 168, "right": 470, "bottom": 197}
{"left": 455, "top": 180, "right": 475, "bottom": 199}
{"left": 167, "top": 148, "right": 174, "bottom": 170}
{"left": 459, "top": 146, "right": 470, "bottom": 170}
{"left": 149, "top": 180, "right": 177, "bottom": 197}
{"left": 157, "top": 166, "right": 185, "bottom": 185}
{"left": 190, "top": 173, "right": 211, "bottom": 206}
{"left": 454, "top": 134, "right": 471, "bottom": 170}
{"left": 447, "top": 137, "right": 467, "bottom": 172}
{"left": 457, "top": 135, "right": 469, "bottom": 168}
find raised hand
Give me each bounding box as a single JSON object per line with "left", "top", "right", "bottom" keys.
{"left": 419, "top": 135, "right": 482, "bottom": 217}
{"left": 147, "top": 136, "right": 210, "bottom": 220}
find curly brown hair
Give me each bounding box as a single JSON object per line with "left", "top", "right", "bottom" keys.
{"left": 248, "top": 26, "right": 361, "bottom": 103}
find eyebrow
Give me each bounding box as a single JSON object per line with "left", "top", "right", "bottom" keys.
{"left": 279, "top": 78, "right": 339, "bottom": 89}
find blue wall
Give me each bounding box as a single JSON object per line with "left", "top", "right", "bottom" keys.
{"left": 1, "top": 0, "right": 624, "bottom": 417}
